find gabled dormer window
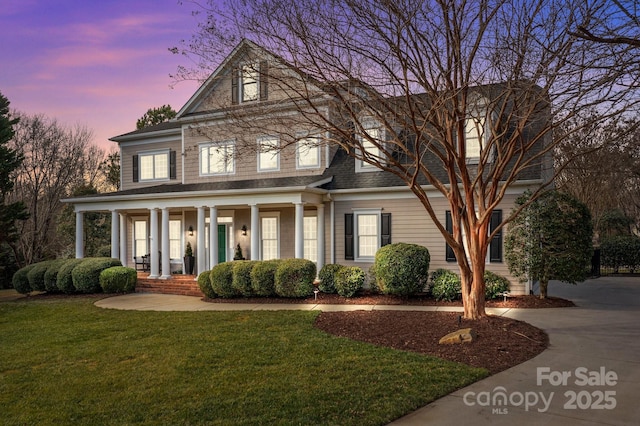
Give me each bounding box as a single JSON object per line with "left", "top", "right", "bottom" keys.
{"left": 232, "top": 61, "right": 269, "bottom": 104}
{"left": 356, "top": 118, "right": 384, "bottom": 172}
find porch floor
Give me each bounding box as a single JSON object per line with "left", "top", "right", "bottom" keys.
{"left": 136, "top": 273, "right": 204, "bottom": 298}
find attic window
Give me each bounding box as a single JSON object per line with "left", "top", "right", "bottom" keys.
{"left": 232, "top": 61, "right": 269, "bottom": 104}
{"left": 242, "top": 64, "right": 258, "bottom": 102}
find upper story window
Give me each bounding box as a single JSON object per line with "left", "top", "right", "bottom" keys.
{"left": 200, "top": 141, "right": 235, "bottom": 175}
{"left": 356, "top": 118, "right": 384, "bottom": 172}
{"left": 133, "top": 150, "right": 175, "bottom": 182}
{"left": 296, "top": 136, "right": 321, "bottom": 169}
{"left": 257, "top": 136, "right": 279, "bottom": 172}
{"left": 465, "top": 114, "right": 485, "bottom": 161}
{"left": 232, "top": 61, "right": 268, "bottom": 104}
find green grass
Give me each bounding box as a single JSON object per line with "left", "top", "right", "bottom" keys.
{"left": 0, "top": 297, "right": 487, "bottom": 425}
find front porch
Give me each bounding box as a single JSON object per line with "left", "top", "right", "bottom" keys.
{"left": 135, "top": 273, "right": 204, "bottom": 298}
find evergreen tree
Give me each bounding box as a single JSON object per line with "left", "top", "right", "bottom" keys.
{"left": 136, "top": 105, "right": 177, "bottom": 129}
{"left": 0, "top": 91, "right": 29, "bottom": 282}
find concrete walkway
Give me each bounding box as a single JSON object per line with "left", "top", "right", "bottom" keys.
{"left": 95, "top": 277, "right": 639, "bottom": 425}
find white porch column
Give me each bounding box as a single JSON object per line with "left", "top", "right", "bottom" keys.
{"left": 149, "top": 208, "right": 160, "bottom": 278}
{"left": 209, "top": 206, "right": 218, "bottom": 268}
{"left": 110, "top": 210, "right": 119, "bottom": 259}
{"left": 75, "top": 210, "right": 84, "bottom": 259}
{"left": 330, "top": 200, "right": 335, "bottom": 264}
{"left": 119, "top": 213, "right": 127, "bottom": 266}
{"left": 250, "top": 204, "right": 260, "bottom": 260}
{"left": 160, "top": 208, "right": 171, "bottom": 279}
{"left": 317, "top": 204, "right": 325, "bottom": 271}
{"left": 197, "top": 206, "right": 206, "bottom": 275}
{"left": 294, "top": 202, "right": 304, "bottom": 259}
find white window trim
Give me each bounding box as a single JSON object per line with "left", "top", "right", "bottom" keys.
{"left": 353, "top": 209, "right": 382, "bottom": 262}
{"left": 355, "top": 117, "right": 384, "bottom": 173}
{"left": 199, "top": 140, "right": 236, "bottom": 176}
{"left": 296, "top": 135, "right": 321, "bottom": 169}
{"left": 169, "top": 217, "right": 182, "bottom": 263}
{"left": 138, "top": 149, "right": 170, "bottom": 182}
{"left": 257, "top": 136, "right": 280, "bottom": 172}
{"left": 259, "top": 212, "right": 280, "bottom": 260}
{"left": 303, "top": 211, "right": 318, "bottom": 263}
{"left": 132, "top": 217, "right": 148, "bottom": 259}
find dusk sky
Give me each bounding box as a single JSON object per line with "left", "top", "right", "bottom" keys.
{"left": 1, "top": 0, "right": 205, "bottom": 151}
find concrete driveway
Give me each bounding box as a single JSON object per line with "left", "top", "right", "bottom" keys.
{"left": 391, "top": 277, "right": 640, "bottom": 425}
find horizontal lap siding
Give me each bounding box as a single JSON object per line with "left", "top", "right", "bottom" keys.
{"left": 121, "top": 140, "right": 182, "bottom": 191}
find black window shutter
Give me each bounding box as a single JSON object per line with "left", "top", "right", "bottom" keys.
{"left": 259, "top": 60, "right": 268, "bottom": 101}
{"left": 490, "top": 210, "right": 503, "bottom": 262}
{"left": 345, "top": 213, "right": 354, "bottom": 260}
{"left": 169, "top": 150, "right": 176, "bottom": 180}
{"left": 381, "top": 213, "right": 391, "bottom": 246}
{"left": 133, "top": 155, "right": 139, "bottom": 182}
{"left": 445, "top": 210, "right": 456, "bottom": 262}
{"left": 231, "top": 67, "right": 239, "bottom": 104}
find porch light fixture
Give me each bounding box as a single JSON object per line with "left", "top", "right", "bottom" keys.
{"left": 241, "top": 225, "right": 247, "bottom": 236}
{"left": 188, "top": 226, "right": 194, "bottom": 236}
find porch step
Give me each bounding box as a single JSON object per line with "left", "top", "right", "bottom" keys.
{"left": 135, "top": 274, "right": 204, "bottom": 298}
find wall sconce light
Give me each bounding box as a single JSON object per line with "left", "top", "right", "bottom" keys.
{"left": 241, "top": 225, "right": 247, "bottom": 236}
{"left": 188, "top": 226, "right": 194, "bottom": 236}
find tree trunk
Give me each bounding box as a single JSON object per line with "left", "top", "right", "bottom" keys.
{"left": 539, "top": 278, "right": 549, "bottom": 299}
{"left": 460, "top": 242, "right": 488, "bottom": 320}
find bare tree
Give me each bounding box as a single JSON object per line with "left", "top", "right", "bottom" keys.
{"left": 572, "top": 0, "right": 640, "bottom": 47}
{"left": 9, "top": 114, "right": 98, "bottom": 264}
{"left": 174, "top": 0, "right": 640, "bottom": 319}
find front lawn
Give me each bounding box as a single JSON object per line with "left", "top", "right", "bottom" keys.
{"left": 0, "top": 297, "right": 486, "bottom": 425}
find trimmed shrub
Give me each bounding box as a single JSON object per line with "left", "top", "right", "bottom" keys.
{"left": 484, "top": 271, "right": 510, "bottom": 300}
{"left": 318, "top": 264, "right": 342, "bottom": 294}
{"left": 274, "top": 258, "right": 316, "bottom": 298}
{"left": 431, "top": 269, "right": 461, "bottom": 301}
{"left": 210, "top": 262, "right": 236, "bottom": 298}
{"left": 44, "top": 259, "right": 67, "bottom": 293}
{"left": 94, "top": 245, "right": 112, "bottom": 257}
{"left": 57, "top": 259, "right": 85, "bottom": 294}
{"left": 197, "top": 269, "right": 217, "bottom": 299}
{"left": 232, "top": 261, "right": 259, "bottom": 297}
{"left": 12, "top": 264, "right": 36, "bottom": 294}
{"left": 72, "top": 257, "right": 122, "bottom": 293}
{"left": 373, "top": 243, "right": 430, "bottom": 296}
{"left": 334, "top": 266, "right": 365, "bottom": 298}
{"left": 601, "top": 235, "right": 640, "bottom": 273}
{"left": 100, "top": 266, "right": 137, "bottom": 293}
{"left": 26, "top": 260, "right": 55, "bottom": 292}
{"left": 251, "top": 260, "right": 281, "bottom": 297}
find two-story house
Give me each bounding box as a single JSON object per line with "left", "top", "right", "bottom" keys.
{"left": 64, "top": 39, "right": 551, "bottom": 295}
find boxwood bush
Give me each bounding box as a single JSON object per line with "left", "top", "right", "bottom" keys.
{"left": 197, "top": 269, "right": 217, "bottom": 299}
{"left": 334, "top": 266, "right": 365, "bottom": 298}
{"left": 373, "top": 243, "right": 430, "bottom": 296}
{"left": 43, "top": 259, "right": 67, "bottom": 293}
{"left": 100, "top": 266, "right": 137, "bottom": 293}
{"left": 274, "top": 258, "right": 316, "bottom": 298}
{"left": 72, "top": 257, "right": 122, "bottom": 293}
{"left": 56, "top": 259, "right": 85, "bottom": 294}
{"left": 251, "top": 260, "right": 281, "bottom": 297}
{"left": 12, "top": 264, "right": 36, "bottom": 294}
{"left": 26, "top": 260, "right": 55, "bottom": 292}
{"left": 210, "top": 262, "right": 236, "bottom": 298}
{"left": 232, "top": 261, "right": 259, "bottom": 297}
{"left": 318, "top": 264, "right": 342, "bottom": 294}
{"left": 484, "top": 271, "right": 510, "bottom": 300}
{"left": 430, "top": 269, "right": 461, "bottom": 301}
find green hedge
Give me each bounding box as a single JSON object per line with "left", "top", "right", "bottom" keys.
{"left": 274, "top": 259, "right": 316, "bottom": 298}
{"left": 251, "top": 260, "right": 281, "bottom": 297}
{"left": 210, "top": 262, "right": 236, "bottom": 298}
{"left": 232, "top": 261, "right": 259, "bottom": 297}
{"left": 484, "top": 271, "right": 510, "bottom": 300}
{"left": 43, "top": 259, "right": 67, "bottom": 293}
{"left": 334, "top": 266, "right": 365, "bottom": 298}
{"left": 373, "top": 243, "right": 430, "bottom": 296}
{"left": 72, "top": 257, "right": 122, "bottom": 293}
{"left": 430, "top": 269, "right": 461, "bottom": 301}
{"left": 197, "top": 269, "right": 217, "bottom": 299}
{"left": 26, "top": 260, "right": 55, "bottom": 292}
{"left": 318, "top": 264, "right": 342, "bottom": 294}
{"left": 12, "top": 264, "right": 36, "bottom": 294}
{"left": 100, "top": 266, "right": 137, "bottom": 293}
{"left": 601, "top": 235, "right": 640, "bottom": 272}
{"left": 56, "top": 259, "right": 85, "bottom": 294}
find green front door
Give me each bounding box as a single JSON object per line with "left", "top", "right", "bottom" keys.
{"left": 218, "top": 224, "right": 226, "bottom": 263}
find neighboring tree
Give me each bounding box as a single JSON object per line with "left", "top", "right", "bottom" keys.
{"left": 0, "top": 92, "right": 29, "bottom": 283}
{"left": 136, "top": 105, "right": 177, "bottom": 129}
{"left": 572, "top": 0, "right": 640, "bottom": 48}
{"left": 174, "top": 0, "right": 639, "bottom": 318}
{"left": 9, "top": 114, "right": 97, "bottom": 264}
{"left": 505, "top": 191, "right": 593, "bottom": 299}
{"left": 100, "top": 150, "right": 121, "bottom": 191}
